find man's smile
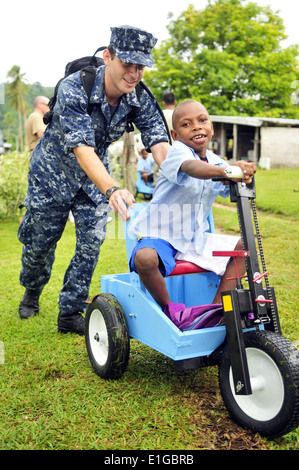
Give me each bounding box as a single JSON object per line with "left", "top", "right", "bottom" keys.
{"left": 124, "top": 78, "right": 136, "bottom": 84}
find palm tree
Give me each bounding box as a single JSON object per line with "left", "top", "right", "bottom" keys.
{"left": 6, "top": 66, "right": 29, "bottom": 152}
{"left": 4, "top": 111, "right": 14, "bottom": 141}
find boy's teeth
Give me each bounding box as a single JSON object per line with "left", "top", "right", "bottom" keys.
{"left": 192, "top": 135, "right": 204, "bottom": 139}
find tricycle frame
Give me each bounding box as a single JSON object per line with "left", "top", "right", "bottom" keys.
{"left": 101, "top": 180, "right": 276, "bottom": 387}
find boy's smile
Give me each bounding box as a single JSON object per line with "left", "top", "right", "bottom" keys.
{"left": 191, "top": 133, "right": 208, "bottom": 144}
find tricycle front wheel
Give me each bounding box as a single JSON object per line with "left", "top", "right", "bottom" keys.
{"left": 219, "top": 330, "right": 299, "bottom": 438}
{"left": 85, "top": 294, "right": 130, "bottom": 379}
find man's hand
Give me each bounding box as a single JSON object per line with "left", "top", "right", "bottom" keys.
{"left": 108, "top": 189, "right": 135, "bottom": 221}
{"left": 74, "top": 146, "right": 135, "bottom": 220}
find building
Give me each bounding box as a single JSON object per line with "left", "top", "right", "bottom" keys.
{"left": 209, "top": 115, "right": 299, "bottom": 168}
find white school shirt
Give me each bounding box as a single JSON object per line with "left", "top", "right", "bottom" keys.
{"left": 129, "top": 141, "right": 230, "bottom": 255}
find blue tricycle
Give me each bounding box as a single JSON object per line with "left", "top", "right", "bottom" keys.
{"left": 85, "top": 177, "right": 299, "bottom": 439}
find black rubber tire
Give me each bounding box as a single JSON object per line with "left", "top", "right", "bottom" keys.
{"left": 218, "top": 330, "right": 299, "bottom": 438}
{"left": 85, "top": 293, "right": 130, "bottom": 379}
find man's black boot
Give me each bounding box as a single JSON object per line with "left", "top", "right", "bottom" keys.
{"left": 57, "top": 312, "right": 85, "bottom": 336}
{"left": 19, "top": 288, "right": 43, "bottom": 319}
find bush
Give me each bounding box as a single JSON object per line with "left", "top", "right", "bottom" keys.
{"left": 0, "top": 151, "right": 29, "bottom": 220}
{"left": 0, "top": 144, "right": 130, "bottom": 222}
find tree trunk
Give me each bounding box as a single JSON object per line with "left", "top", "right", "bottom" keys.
{"left": 17, "top": 106, "right": 23, "bottom": 153}
{"left": 122, "top": 131, "right": 136, "bottom": 194}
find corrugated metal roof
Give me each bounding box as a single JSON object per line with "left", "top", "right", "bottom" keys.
{"left": 210, "top": 115, "right": 299, "bottom": 127}
{"left": 259, "top": 117, "right": 299, "bottom": 127}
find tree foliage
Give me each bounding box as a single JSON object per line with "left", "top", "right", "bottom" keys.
{"left": 5, "top": 66, "right": 29, "bottom": 152}
{"left": 0, "top": 150, "right": 29, "bottom": 220}
{"left": 145, "top": 0, "right": 299, "bottom": 117}
{"left": 0, "top": 75, "right": 54, "bottom": 151}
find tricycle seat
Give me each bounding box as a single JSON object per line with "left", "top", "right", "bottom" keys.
{"left": 169, "top": 260, "right": 210, "bottom": 276}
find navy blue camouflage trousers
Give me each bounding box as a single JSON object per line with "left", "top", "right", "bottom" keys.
{"left": 18, "top": 175, "right": 110, "bottom": 315}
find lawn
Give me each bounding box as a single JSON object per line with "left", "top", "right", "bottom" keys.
{"left": 217, "top": 167, "right": 299, "bottom": 219}
{"left": 0, "top": 168, "right": 298, "bottom": 451}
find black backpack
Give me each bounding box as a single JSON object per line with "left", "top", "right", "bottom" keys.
{"left": 43, "top": 47, "right": 171, "bottom": 141}
{"left": 43, "top": 47, "right": 105, "bottom": 125}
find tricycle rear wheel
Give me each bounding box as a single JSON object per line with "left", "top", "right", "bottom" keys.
{"left": 85, "top": 294, "right": 130, "bottom": 379}
{"left": 219, "top": 330, "right": 299, "bottom": 438}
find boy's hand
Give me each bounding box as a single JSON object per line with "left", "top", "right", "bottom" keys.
{"left": 231, "top": 161, "right": 256, "bottom": 183}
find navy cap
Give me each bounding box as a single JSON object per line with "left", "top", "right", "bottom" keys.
{"left": 110, "top": 25, "right": 157, "bottom": 68}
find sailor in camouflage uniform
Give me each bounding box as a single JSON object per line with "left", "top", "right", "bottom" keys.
{"left": 18, "top": 25, "right": 170, "bottom": 335}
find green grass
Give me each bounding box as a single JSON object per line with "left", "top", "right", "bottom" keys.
{"left": 0, "top": 169, "right": 298, "bottom": 450}
{"left": 217, "top": 167, "right": 299, "bottom": 219}
{"left": 254, "top": 168, "right": 299, "bottom": 219}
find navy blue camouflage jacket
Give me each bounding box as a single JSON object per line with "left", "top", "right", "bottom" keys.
{"left": 30, "top": 65, "right": 168, "bottom": 205}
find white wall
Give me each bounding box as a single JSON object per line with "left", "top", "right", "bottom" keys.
{"left": 260, "top": 127, "right": 299, "bottom": 168}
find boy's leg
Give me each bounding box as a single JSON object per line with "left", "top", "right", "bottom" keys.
{"left": 141, "top": 173, "right": 149, "bottom": 185}
{"left": 134, "top": 247, "right": 171, "bottom": 309}
{"left": 212, "top": 239, "right": 246, "bottom": 304}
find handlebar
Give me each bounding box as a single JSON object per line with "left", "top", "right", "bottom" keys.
{"left": 223, "top": 166, "right": 244, "bottom": 179}
{"left": 212, "top": 165, "right": 245, "bottom": 182}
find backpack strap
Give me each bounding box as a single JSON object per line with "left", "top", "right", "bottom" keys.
{"left": 125, "top": 81, "right": 172, "bottom": 142}
{"left": 80, "top": 66, "right": 97, "bottom": 115}
{"left": 125, "top": 83, "right": 142, "bottom": 133}
{"left": 90, "top": 46, "right": 107, "bottom": 65}
{"left": 43, "top": 78, "right": 64, "bottom": 125}
{"left": 140, "top": 81, "right": 172, "bottom": 144}
{"left": 80, "top": 47, "right": 107, "bottom": 115}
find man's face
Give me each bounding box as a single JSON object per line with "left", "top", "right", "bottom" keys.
{"left": 38, "top": 101, "right": 50, "bottom": 116}
{"left": 104, "top": 51, "right": 145, "bottom": 99}
{"left": 171, "top": 101, "right": 213, "bottom": 156}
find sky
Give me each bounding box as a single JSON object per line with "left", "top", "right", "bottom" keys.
{"left": 1, "top": 0, "right": 298, "bottom": 88}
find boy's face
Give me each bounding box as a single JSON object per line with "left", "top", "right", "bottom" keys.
{"left": 171, "top": 101, "right": 213, "bottom": 156}
{"left": 104, "top": 50, "right": 145, "bottom": 99}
